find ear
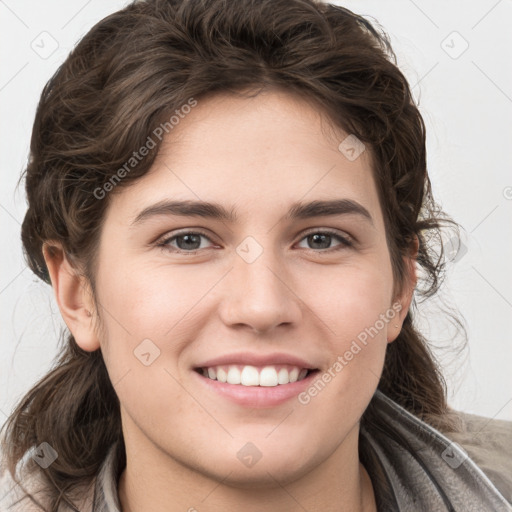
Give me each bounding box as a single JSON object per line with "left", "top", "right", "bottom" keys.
{"left": 387, "top": 234, "right": 419, "bottom": 343}
{"left": 43, "top": 242, "right": 100, "bottom": 352}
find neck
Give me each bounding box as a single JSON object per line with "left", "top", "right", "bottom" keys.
{"left": 117, "top": 423, "right": 376, "bottom": 512}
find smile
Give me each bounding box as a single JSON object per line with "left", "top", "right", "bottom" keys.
{"left": 195, "top": 364, "right": 312, "bottom": 387}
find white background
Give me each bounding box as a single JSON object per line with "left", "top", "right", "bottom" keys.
{"left": 1, "top": 0, "right": 511, "bottom": 426}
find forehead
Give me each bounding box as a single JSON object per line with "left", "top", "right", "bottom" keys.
{"left": 106, "top": 89, "right": 383, "bottom": 228}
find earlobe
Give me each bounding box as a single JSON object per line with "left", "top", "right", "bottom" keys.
{"left": 43, "top": 242, "right": 100, "bottom": 352}
{"left": 387, "top": 235, "right": 419, "bottom": 343}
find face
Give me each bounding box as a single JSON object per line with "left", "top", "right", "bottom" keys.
{"left": 84, "top": 89, "right": 411, "bottom": 487}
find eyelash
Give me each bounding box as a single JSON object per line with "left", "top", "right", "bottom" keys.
{"left": 155, "top": 229, "right": 353, "bottom": 254}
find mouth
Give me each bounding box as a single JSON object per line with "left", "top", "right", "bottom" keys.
{"left": 193, "top": 364, "right": 320, "bottom": 408}
{"left": 194, "top": 364, "right": 318, "bottom": 387}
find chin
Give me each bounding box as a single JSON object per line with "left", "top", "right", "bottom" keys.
{"left": 189, "top": 444, "right": 317, "bottom": 490}
{"left": 207, "top": 460, "right": 313, "bottom": 490}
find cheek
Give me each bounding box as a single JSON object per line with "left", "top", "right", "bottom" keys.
{"left": 96, "top": 258, "right": 208, "bottom": 336}
{"left": 302, "top": 255, "right": 394, "bottom": 394}
{"left": 92, "top": 263, "right": 203, "bottom": 427}
{"left": 303, "top": 254, "right": 395, "bottom": 339}
{"left": 93, "top": 258, "right": 226, "bottom": 397}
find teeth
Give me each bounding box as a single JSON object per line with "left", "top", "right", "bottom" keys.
{"left": 227, "top": 366, "right": 241, "bottom": 384}
{"left": 200, "top": 364, "right": 311, "bottom": 387}
{"left": 241, "top": 366, "right": 259, "bottom": 386}
{"left": 259, "top": 366, "right": 278, "bottom": 387}
{"left": 277, "top": 368, "right": 289, "bottom": 384}
{"left": 216, "top": 367, "right": 227, "bottom": 383}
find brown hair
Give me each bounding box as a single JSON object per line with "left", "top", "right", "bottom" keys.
{"left": 2, "top": 0, "right": 466, "bottom": 509}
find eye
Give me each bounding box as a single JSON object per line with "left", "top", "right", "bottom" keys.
{"left": 156, "top": 231, "right": 215, "bottom": 253}
{"left": 296, "top": 230, "right": 353, "bottom": 252}
{"left": 155, "top": 229, "right": 353, "bottom": 254}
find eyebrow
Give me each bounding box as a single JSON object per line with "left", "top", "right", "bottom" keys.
{"left": 131, "top": 198, "right": 374, "bottom": 226}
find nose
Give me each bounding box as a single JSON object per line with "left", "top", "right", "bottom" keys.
{"left": 218, "top": 246, "right": 303, "bottom": 334}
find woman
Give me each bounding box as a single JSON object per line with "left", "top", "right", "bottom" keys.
{"left": 1, "top": 0, "right": 511, "bottom": 510}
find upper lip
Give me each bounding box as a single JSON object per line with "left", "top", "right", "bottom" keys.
{"left": 195, "top": 352, "right": 317, "bottom": 370}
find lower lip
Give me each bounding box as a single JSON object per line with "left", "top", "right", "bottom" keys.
{"left": 193, "top": 370, "right": 319, "bottom": 408}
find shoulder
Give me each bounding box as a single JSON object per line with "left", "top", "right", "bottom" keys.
{"left": 0, "top": 450, "right": 95, "bottom": 512}
{"left": 443, "top": 410, "right": 512, "bottom": 503}
{"left": 365, "top": 391, "right": 512, "bottom": 510}
{"left": 0, "top": 456, "right": 47, "bottom": 511}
